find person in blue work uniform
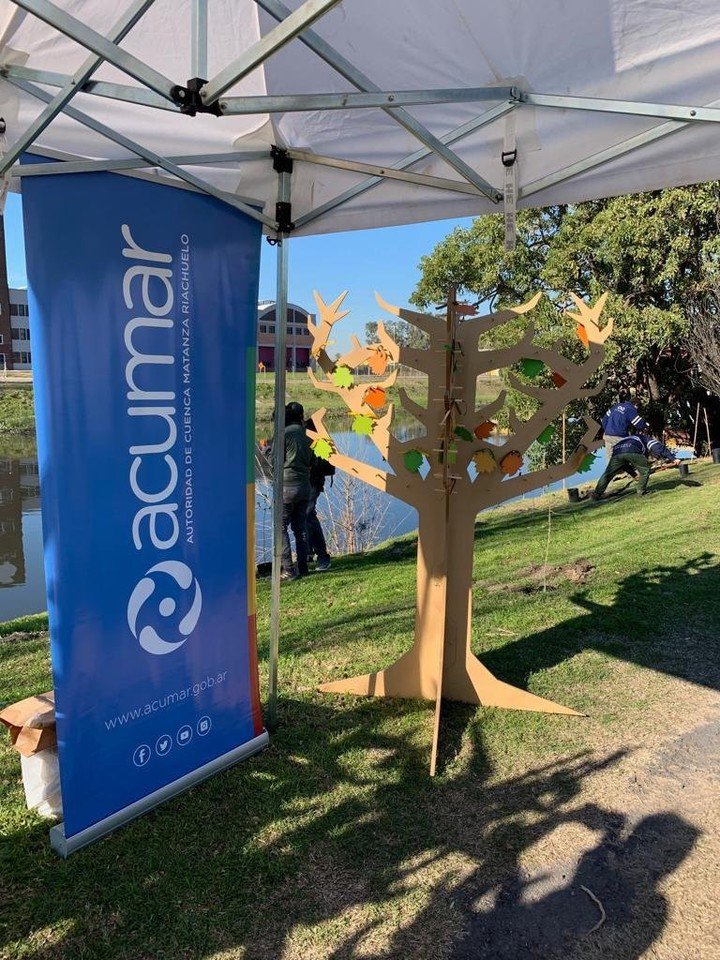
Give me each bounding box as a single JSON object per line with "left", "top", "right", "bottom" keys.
{"left": 591, "top": 434, "right": 680, "bottom": 500}
{"left": 602, "top": 391, "right": 648, "bottom": 456}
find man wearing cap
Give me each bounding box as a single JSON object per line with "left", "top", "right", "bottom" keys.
{"left": 591, "top": 434, "right": 680, "bottom": 500}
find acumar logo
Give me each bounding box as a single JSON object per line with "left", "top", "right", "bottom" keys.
{"left": 122, "top": 225, "right": 201, "bottom": 654}
{"left": 127, "top": 560, "right": 202, "bottom": 655}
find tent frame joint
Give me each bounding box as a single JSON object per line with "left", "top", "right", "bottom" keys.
{"left": 271, "top": 145, "right": 294, "bottom": 174}
{"left": 170, "top": 77, "right": 222, "bottom": 117}
{"left": 272, "top": 147, "right": 295, "bottom": 231}
{"left": 275, "top": 200, "right": 294, "bottom": 233}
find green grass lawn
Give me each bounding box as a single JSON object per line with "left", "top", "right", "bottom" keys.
{"left": 1, "top": 463, "right": 719, "bottom": 959}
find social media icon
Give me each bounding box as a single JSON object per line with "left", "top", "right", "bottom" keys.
{"left": 197, "top": 716, "right": 212, "bottom": 736}
{"left": 177, "top": 725, "right": 193, "bottom": 746}
{"left": 133, "top": 744, "right": 151, "bottom": 767}
{"left": 155, "top": 734, "right": 172, "bottom": 756}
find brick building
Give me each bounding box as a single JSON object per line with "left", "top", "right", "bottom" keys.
{"left": 0, "top": 276, "right": 314, "bottom": 375}
{"left": 8, "top": 288, "right": 31, "bottom": 370}
{"left": 257, "top": 300, "right": 314, "bottom": 372}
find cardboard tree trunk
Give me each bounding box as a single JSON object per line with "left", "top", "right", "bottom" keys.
{"left": 307, "top": 286, "right": 612, "bottom": 770}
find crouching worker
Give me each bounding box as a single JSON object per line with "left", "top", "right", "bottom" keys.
{"left": 591, "top": 434, "right": 679, "bottom": 500}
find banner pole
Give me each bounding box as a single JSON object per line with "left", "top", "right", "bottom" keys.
{"left": 267, "top": 169, "right": 291, "bottom": 729}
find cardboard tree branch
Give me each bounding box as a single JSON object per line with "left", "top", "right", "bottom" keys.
{"left": 308, "top": 288, "right": 613, "bottom": 773}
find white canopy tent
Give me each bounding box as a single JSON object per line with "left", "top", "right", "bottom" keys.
{"left": 2, "top": 0, "right": 719, "bottom": 719}
{"left": 2, "top": 0, "right": 720, "bottom": 233}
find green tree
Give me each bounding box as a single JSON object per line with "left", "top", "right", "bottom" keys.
{"left": 365, "top": 318, "right": 428, "bottom": 350}
{"left": 412, "top": 186, "right": 720, "bottom": 441}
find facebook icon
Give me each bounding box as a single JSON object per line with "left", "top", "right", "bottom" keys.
{"left": 133, "top": 744, "right": 151, "bottom": 768}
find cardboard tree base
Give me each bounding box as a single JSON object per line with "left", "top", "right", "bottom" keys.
{"left": 317, "top": 649, "right": 577, "bottom": 714}
{"left": 317, "top": 496, "right": 579, "bottom": 716}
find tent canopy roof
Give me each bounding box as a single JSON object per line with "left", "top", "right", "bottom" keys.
{"left": 2, "top": 0, "right": 720, "bottom": 236}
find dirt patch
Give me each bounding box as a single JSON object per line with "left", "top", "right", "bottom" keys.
{"left": 0, "top": 630, "right": 45, "bottom": 644}
{"left": 483, "top": 558, "right": 596, "bottom": 594}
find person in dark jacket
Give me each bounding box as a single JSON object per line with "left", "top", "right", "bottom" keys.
{"left": 305, "top": 417, "right": 333, "bottom": 572}
{"left": 601, "top": 391, "right": 648, "bottom": 456}
{"left": 271, "top": 401, "right": 313, "bottom": 580}
{"left": 591, "top": 434, "right": 679, "bottom": 500}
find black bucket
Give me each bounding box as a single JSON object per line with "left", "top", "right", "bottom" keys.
{"left": 678, "top": 462, "right": 689, "bottom": 477}
{"left": 712, "top": 448, "right": 720, "bottom": 465}
{"left": 568, "top": 487, "right": 581, "bottom": 503}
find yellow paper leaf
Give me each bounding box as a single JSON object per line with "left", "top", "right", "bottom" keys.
{"left": 473, "top": 449, "right": 496, "bottom": 473}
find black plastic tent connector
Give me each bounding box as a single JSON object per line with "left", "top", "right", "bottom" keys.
{"left": 275, "top": 201, "right": 294, "bottom": 233}
{"left": 271, "top": 146, "right": 294, "bottom": 174}
{"left": 170, "top": 79, "right": 222, "bottom": 117}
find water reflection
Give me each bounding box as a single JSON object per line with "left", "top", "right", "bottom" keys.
{"left": 0, "top": 458, "right": 25, "bottom": 588}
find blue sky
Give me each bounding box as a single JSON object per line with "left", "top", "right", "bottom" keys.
{"left": 4, "top": 192, "right": 472, "bottom": 353}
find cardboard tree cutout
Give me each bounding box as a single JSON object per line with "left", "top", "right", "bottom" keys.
{"left": 307, "top": 287, "right": 612, "bottom": 773}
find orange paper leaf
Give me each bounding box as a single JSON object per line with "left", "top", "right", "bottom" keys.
{"left": 474, "top": 421, "right": 495, "bottom": 440}
{"left": 551, "top": 371, "right": 567, "bottom": 387}
{"left": 368, "top": 348, "right": 389, "bottom": 375}
{"left": 500, "top": 451, "right": 523, "bottom": 476}
{"left": 363, "top": 386, "right": 387, "bottom": 410}
{"left": 576, "top": 323, "right": 589, "bottom": 348}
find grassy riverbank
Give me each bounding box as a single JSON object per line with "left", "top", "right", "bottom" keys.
{"left": 2, "top": 462, "right": 719, "bottom": 958}
{"left": 0, "top": 373, "right": 501, "bottom": 439}
{"left": 0, "top": 389, "right": 35, "bottom": 436}
{"left": 249, "top": 371, "right": 500, "bottom": 428}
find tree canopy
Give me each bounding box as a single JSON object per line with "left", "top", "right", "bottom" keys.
{"left": 411, "top": 185, "right": 720, "bottom": 442}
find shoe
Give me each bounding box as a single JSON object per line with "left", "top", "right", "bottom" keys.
{"left": 281, "top": 568, "right": 299, "bottom": 581}
{"left": 315, "top": 557, "right": 331, "bottom": 572}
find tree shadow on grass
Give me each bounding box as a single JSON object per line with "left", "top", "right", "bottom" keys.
{"left": 1, "top": 696, "right": 699, "bottom": 960}
{"left": 482, "top": 553, "right": 720, "bottom": 695}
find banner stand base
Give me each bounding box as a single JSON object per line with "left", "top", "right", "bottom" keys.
{"left": 49, "top": 731, "right": 269, "bottom": 858}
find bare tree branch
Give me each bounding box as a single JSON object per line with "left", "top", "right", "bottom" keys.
{"left": 686, "top": 291, "right": 720, "bottom": 396}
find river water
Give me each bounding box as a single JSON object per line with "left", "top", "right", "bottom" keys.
{"left": 0, "top": 431, "right": 611, "bottom": 621}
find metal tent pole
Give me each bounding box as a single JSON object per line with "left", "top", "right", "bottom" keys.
{"left": 190, "top": 0, "right": 208, "bottom": 80}
{"left": 267, "top": 161, "right": 292, "bottom": 730}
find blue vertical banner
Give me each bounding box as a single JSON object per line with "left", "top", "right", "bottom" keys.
{"left": 22, "top": 165, "right": 266, "bottom": 855}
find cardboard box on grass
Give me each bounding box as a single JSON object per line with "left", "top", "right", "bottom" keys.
{"left": 0, "top": 691, "right": 56, "bottom": 756}
{"left": 0, "top": 692, "right": 62, "bottom": 818}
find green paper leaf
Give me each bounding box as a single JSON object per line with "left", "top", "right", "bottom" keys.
{"left": 352, "top": 414, "right": 375, "bottom": 436}
{"left": 520, "top": 357, "right": 544, "bottom": 379}
{"left": 332, "top": 365, "right": 354, "bottom": 388}
{"left": 454, "top": 425, "right": 473, "bottom": 442}
{"left": 447, "top": 443, "right": 458, "bottom": 465}
{"left": 578, "top": 453, "right": 596, "bottom": 473}
{"left": 311, "top": 437, "right": 334, "bottom": 461}
{"left": 537, "top": 425, "right": 556, "bottom": 445}
{"left": 403, "top": 449, "right": 424, "bottom": 473}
